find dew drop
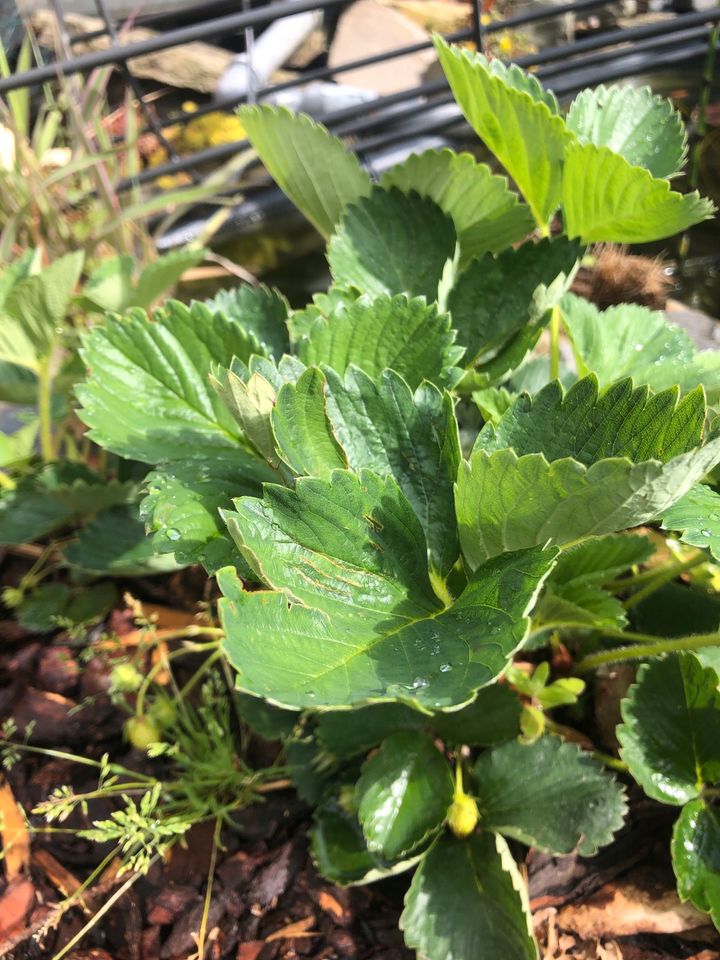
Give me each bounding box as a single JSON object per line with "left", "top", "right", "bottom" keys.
{"left": 166, "top": 527, "right": 181, "bottom": 541}
{"left": 439, "top": 663, "right": 453, "bottom": 673}
{"left": 633, "top": 342, "right": 644, "bottom": 352}
{"left": 411, "top": 677, "right": 429, "bottom": 690}
{"left": 305, "top": 690, "right": 316, "bottom": 699}
{"left": 701, "top": 528, "right": 712, "bottom": 537}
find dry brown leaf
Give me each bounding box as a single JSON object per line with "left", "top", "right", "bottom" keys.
{"left": 237, "top": 942, "right": 265, "bottom": 960}
{"left": 556, "top": 870, "right": 707, "bottom": 938}
{"left": 0, "top": 777, "right": 30, "bottom": 880}
{"left": 265, "top": 916, "right": 316, "bottom": 942}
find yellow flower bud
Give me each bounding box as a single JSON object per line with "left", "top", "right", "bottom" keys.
{"left": 448, "top": 791, "right": 480, "bottom": 838}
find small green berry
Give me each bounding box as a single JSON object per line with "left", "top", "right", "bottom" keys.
{"left": 125, "top": 715, "right": 161, "bottom": 751}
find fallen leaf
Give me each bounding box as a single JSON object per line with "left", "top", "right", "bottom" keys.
{"left": 556, "top": 869, "right": 707, "bottom": 938}
{"left": 0, "top": 777, "right": 30, "bottom": 879}
{"left": 265, "top": 916, "right": 316, "bottom": 942}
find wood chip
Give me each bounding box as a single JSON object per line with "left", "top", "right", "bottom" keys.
{"left": 33, "top": 848, "right": 87, "bottom": 912}
{"left": 265, "top": 916, "right": 316, "bottom": 942}
{"left": 317, "top": 890, "right": 348, "bottom": 923}
{"left": 0, "top": 777, "right": 30, "bottom": 880}
{"left": 0, "top": 877, "right": 35, "bottom": 939}
{"left": 237, "top": 943, "right": 264, "bottom": 960}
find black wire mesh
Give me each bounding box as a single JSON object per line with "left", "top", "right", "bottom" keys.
{"left": 1, "top": 0, "right": 718, "bottom": 248}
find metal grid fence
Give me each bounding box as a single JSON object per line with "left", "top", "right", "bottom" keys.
{"left": 1, "top": 0, "right": 718, "bottom": 248}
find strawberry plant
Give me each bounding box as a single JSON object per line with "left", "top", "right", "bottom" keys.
{"left": 72, "top": 43, "right": 720, "bottom": 958}
{"left": 0, "top": 248, "right": 207, "bottom": 624}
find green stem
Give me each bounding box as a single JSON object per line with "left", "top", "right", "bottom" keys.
{"left": 549, "top": 305, "right": 561, "bottom": 381}
{"left": 622, "top": 552, "right": 706, "bottom": 610}
{"left": 134, "top": 636, "right": 222, "bottom": 718}
{"left": 576, "top": 631, "right": 720, "bottom": 672}
{"left": 37, "top": 357, "right": 55, "bottom": 462}
{"left": 605, "top": 552, "right": 703, "bottom": 592}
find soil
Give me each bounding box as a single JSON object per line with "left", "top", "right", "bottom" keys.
{"left": 2, "top": 549, "right": 720, "bottom": 960}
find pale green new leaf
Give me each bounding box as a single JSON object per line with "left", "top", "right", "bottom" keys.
{"left": 380, "top": 148, "right": 533, "bottom": 262}
{"left": 473, "top": 737, "right": 627, "bottom": 855}
{"left": 132, "top": 248, "right": 207, "bottom": 309}
{"left": 140, "top": 459, "right": 269, "bottom": 574}
{"left": 219, "top": 470, "right": 555, "bottom": 709}
{"left": 0, "top": 420, "right": 37, "bottom": 469}
{"left": 401, "top": 833, "right": 538, "bottom": 960}
{"left": 618, "top": 654, "right": 720, "bottom": 805}
{"left": 435, "top": 38, "right": 572, "bottom": 228}
{"left": 566, "top": 84, "right": 687, "bottom": 178}
{"left": 297, "top": 294, "right": 463, "bottom": 389}
{"left": 561, "top": 293, "right": 720, "bottom": 401}
{"left": 447, "top": 237, "right": 580, "bottom": 364}
{"left": 76, "top": 301, "right": 261, "bottom": 463}
{"left": 671, "top": 799, "right": 720, "bottom": 930}
{"left": 240, "top": 105, "right": 372, "bottom": 238}
{"left": 562, "top": 141, "right": 714, "bottom": 243}
{"left": 211, "top": 365, "right": 281, "bottom": 466}
{"left": 661, "top": 484, "right": 720, "bottom": 561}
{"left": 273, "top": 366, "right": 461, "bottom": 575}
{"left": 0, "top": 251, "right": 84, "bottom": 371}
{"left": 327, "top": 187, "right": 457, "bottom": 301}
{"left": 356, "top": 731, "right": 453, "bottom": 860}
{"left": 206, "top": 284, "right": 290, "bottom": 361}
{"left": 272, "top": 367, "right": 348, "bottom": 479}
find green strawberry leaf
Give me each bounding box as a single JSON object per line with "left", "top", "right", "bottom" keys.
{"left": 380, "top": 148, "right": 533, "bottom": 263}
{"left": 311, "top": 802, "right": 421, "bottom": 886}
{"left": 473, "top": 737, "right": 627, "bottom": 855}
{"left": 561, "top": 293, "right": 720, "bottom": 400}
{"left": 401, "top": 832, "right": 538, "bottom": 960}
{"left": 458, "top": 378, "right": 720, "bottom": 565}
{"left": 240, "top": 105, "right": 372, "bottom": 238}
{"left": 474, "top": 377, "right": 706, "bottom": 465}
{"left": 435, "top": 38, "right": 572, "bottom": 228}
{"left": 661, "top": 484, "right": 720, "bottom": 561}
{"left": 76, "top": 301, "right": 261, "bottom": 464}
{"left": 272, "top": 366, "right": 348, "bottom": 479}
{"left": 0, "top": 251, "right": 84, "bottom": 372}
{"left": 327, "top": 187, "right": 457, "bottom": 301}
{"left": 535, "top": 581, "right": 628, "bottom": 629}
{"left": 206, "top": 284, "right": 290, "bottom": 361}
{"left": 131, "top": 248, "right": 206, "bottom": 309}
{"left": 566, "top": 84, "right": 687, "bottom": 178}
{"left": 549, "top": 534, "right": 655, "bottom": 587}
{"left": 219, "top": 470, "right": 556, "bottom": 710}
{"left": 618, "top": 654, "right": 720, "bottom": 805}
{"left": 64, "top": 504, "right": 181, "bottom": 577}
{"left": 273, "top": 366, "right": 461, "bottom": 576}
{"left": 140, "top": 458, "right": 269, "bottom": 575}
{"left": 562, "top": 141, "right": 714, "bottom": 243}
{"left": 534, "top": 533, "right": 654, "bottom": 629}
{"left": 297, "top": 294, "right": 464, "bottom": 389}
{"left": 356, "top": 731, "right": 453, "bottom": 860}
{"left": 447, "top": 237, "right": 580, "bottom": 365}
{"left": 671, "top": 798, "right": 720, "bottom": 930}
